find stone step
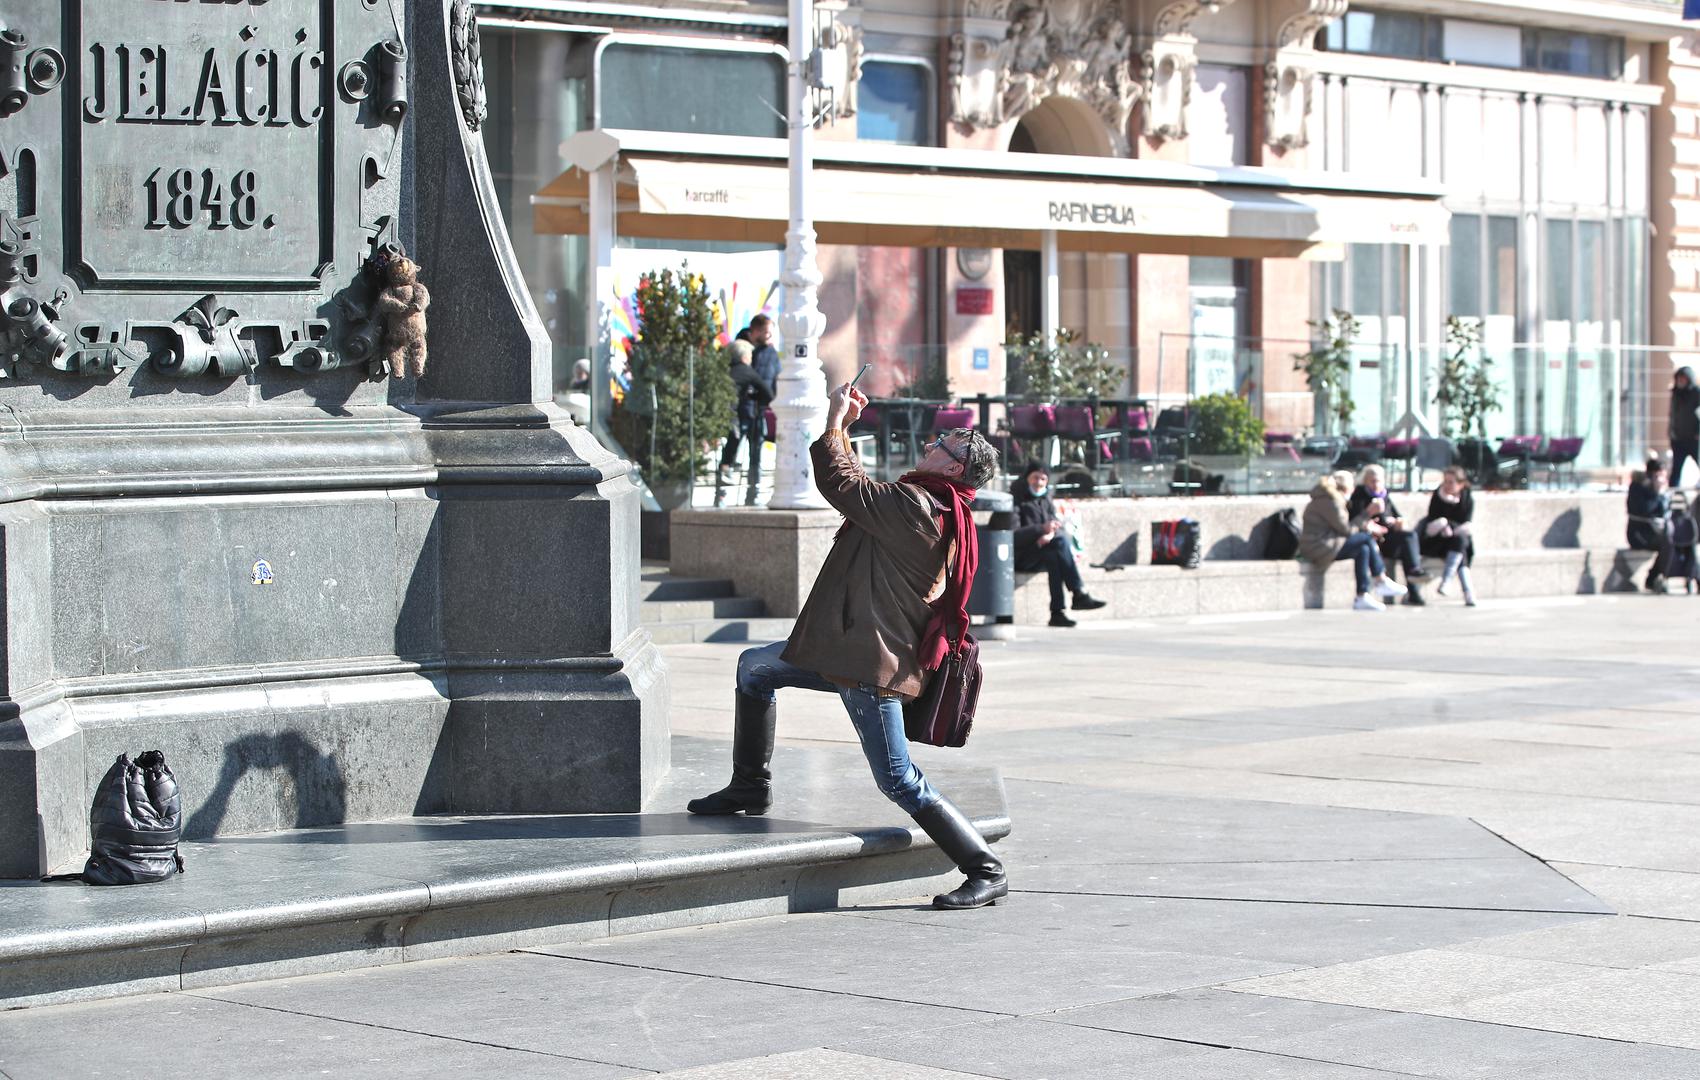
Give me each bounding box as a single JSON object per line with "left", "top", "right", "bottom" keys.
{"left": 645, "top": 616, "right": 796, "bottom": 646}
{"left": 640, "top": 596, "right": 767, "bottom": 623}
{"left": 1012, "top": 547, "right": 1628, "bottom": 623}
{"left": 0, "top": 738, "right": 1009, "bottom": 1011}
{"left": 639, "top": 572, "right": 738, "bottom": 603}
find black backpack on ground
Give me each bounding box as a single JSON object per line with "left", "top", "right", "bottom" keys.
{"left": 44, "top": 752, "right": 186, "bottom": 885}
{"left": 1262, "top": 508, "right": 1302, "bottom": 560}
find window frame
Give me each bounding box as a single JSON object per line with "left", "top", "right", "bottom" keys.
{"left": 591, "top": 32, "right": 789, "bottom": 134}
{"left": 856, "top": 53, "right": 938, "bottom": 147}
{"left": 1322, "top": 8, "right": 1623, "bottom": 80}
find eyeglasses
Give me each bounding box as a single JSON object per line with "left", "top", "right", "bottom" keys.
{"left": 929, "top": 434, "right": 967, "bottom": 464}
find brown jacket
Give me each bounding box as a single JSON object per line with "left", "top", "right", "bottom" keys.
{"left": 782, "top": 434, "right": 949, "bottom": 698}
{"left": 1298, "top": 481, "right": 1362, "bottom": 565}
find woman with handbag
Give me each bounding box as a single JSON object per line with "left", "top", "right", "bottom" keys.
{"left": 688, "top": 382, "right": 1008, "bottom": 910}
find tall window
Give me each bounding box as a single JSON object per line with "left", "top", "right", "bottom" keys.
{"left": 1324, "top": 10, "right": 1622, "bottom": 78}
{"left": 858, "top": 60, "right": 932, "bottom": 145}
{"left": 599, "top": 43, "right": 784, "bottom": 137}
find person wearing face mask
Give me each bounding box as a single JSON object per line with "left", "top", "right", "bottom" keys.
{"left": 1012, "top": 462, "right": 1106, "bottom": 627}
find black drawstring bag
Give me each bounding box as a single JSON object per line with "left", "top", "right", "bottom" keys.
{"left": 43, "top": 752, "right": 186, "bottom": 885}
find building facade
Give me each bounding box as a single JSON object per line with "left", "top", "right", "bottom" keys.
{"left": 477, "top": 0, "right": 1695, "bottom": 470}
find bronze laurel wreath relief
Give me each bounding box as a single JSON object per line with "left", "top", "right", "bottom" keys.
{"left": 450, "top": 0, "right": 488, "bottom": 132}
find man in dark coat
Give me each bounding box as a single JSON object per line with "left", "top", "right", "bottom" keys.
{"left": 1671, "top": 366, "right": 1699, "bottom": 487}
{"left": 1012, "top": 462, "right": 1105, "bottom": 627}
{"left": 689, "top": 383, "right": 1009, "bottom": 910}
{"left": 717, "top": 340, "right": 773, "bottom": 506}
{"left": 747, "top": 314, "right": 781, "bottom": 398}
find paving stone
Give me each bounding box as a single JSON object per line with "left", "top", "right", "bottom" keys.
{"left": 1550, "top": 864, "right": 1700, "bottom": 921}
{"left": 834, "top": 1015, "right": 1428, "bottom": 1080}
{"left": 833, "top": 1017, "right": 1209, "bottom": 1079}
{"left": 536, "top": 910, "right": 1292, "bottom": 1014}
{"left": 846, "top": 892, "right": 1596, "bottom": 968}
{"left": 1013, "top": 856, "right": 1603, "bottom": 912}
{"left": 1453, "top": 968, "right": 1700, "bottom": 1050}
{"left": 1221, "top": 949, "right": 1608, "bottom": 1013}
{"left": 1053, "top": 988, "right": 1700, "bottom": 1079}
{"left": 202, "top": 950, "right": 985, "bottom": 1073}
{"left": 1444, "top": 915, "right": 1700, "bottom": 970}
{"left": 0, "top": 992, "right": 629, "bottom": 1080}
{"left": 650, "top": 1048, "right": 989, "bottom": 1080}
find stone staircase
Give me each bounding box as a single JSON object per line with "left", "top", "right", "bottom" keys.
{"left": 640, "top": 564, "right": 794, "bottom": 644}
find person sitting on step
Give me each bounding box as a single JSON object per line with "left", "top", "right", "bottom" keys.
{"left": 1301, "top": 469, "right": 1405, "bottom": 612}
{"left": 1347, "top": 464, "right": 1430, "bottom": 607}
{"left": 1626, "top": 457, "right": 1674, "bottom": 594}
{"left": 1418, "top": 465, "right": 1478, "bottom": 606}
{"left": 1012, "top": 461, "right": 1106, "bottom": 627}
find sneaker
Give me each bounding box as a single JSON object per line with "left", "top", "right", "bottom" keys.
{"left": 1464, "top": 595, "right": 1478, "bottom": 607}
{"left": 1353, "top": 595, "right": 1386, "bottom": 612}
{"left": 1407, "top": 567, "right": 1433, "bottom": 581}
{"left": 1436, "top": 580, "right": 1450, "bottom": 597}
{"left": 1373, "top": 578, "right": 1403, "bottom": 601}
{"left": 1048, "top": 611, "right": 1078, "bottom": 628}
{"left": 1401, "top": 590, "right": 1426, "bottom": 607}
{"left": 1071, "top": 593, "right": 1108, "bottom": 611}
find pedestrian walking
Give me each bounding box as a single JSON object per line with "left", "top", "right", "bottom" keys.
{"left": 717, "top": 340, "right": 773, "bottom": 507}
{"left": 689, "top": 382, "right": 1009, "bottom": 910}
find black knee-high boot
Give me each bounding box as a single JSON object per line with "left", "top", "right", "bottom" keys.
{"left": 911, "top": 796, "right": 1008, "bottom": 909}
{"left": 687, "top": 692, "right": 776, "bottom": 815}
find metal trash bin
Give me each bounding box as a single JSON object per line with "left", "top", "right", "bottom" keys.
{"left": 967, "top": 489, "right": 1015, "bottom": 640}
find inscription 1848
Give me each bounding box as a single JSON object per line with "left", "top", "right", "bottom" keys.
{"left": 77, "top": 2, "right": 329, "bottom": 285}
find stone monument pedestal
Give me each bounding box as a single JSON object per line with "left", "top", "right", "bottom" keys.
{"left": 0, "top": 0, "right": 667, "bottom": 878}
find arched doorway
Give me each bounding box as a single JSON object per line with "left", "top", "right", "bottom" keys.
{"left": 1002, "top": 97, "right": 1127, "bottom": 354}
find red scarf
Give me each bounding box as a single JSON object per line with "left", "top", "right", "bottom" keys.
{"left": 898, "top": 472, "right": 979, "bottom": 671}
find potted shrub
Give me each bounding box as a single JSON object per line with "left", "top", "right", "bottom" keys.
{"left": 1434, "top": 315, "right": 1508, "bottom": 486}
{"left": 1005, "top": 329, "right": 1124, "bottom": 404}
{"left": 1293, "top": 309, "right": 1358, "bottom": 437}
{"left": 610, "top": 265, "right": 736, "bottom": 512}
{"left": 1186, "top": 391, "right": 1266, "bottom": 492}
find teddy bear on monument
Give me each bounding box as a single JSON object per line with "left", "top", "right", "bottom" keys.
{"left": 375, "top": 256, "right": 431, "bottom": 378}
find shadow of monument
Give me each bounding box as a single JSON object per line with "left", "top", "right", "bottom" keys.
{"left": 186, "top": 731, "right": 348, "bottom": 840}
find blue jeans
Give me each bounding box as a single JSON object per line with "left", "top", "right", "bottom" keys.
{"left": 735, "top": 641, "right": 941, "bottom": 815}
{"left": 1335, "top": 532, "right": 1385, "bottom": 595}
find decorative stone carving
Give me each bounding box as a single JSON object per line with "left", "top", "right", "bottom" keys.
{"left": 949, "top": 0, "right": 1141, "bottom": 153}
{"left": 1263, "top": 0, "right": 1347, "bottom": 151}
{"left": 817, "top": 2, "right": 865, "bottom": 122}
{"left": 0, "top": 0, "right": 408, "bottom": 382}
{"left": 1140, "top": 46, "right": 1195, "bottom": 143}
{"left": 1134, "top": 0, "right": 1236, "bottom": 144}
{"left": 450, "top": 0, "right": 487, "bottom": 132}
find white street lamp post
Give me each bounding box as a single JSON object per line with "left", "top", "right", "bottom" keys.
{"left": 767, "top": 0, "right": 831, "bottom": 510}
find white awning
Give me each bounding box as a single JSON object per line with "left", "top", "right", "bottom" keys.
{"left": 534, "top": 129, "right": 1450, "bottom": 259}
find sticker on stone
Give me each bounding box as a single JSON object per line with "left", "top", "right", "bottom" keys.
{"left": 250, "top": 559, "right": 275, "bottom": 586}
